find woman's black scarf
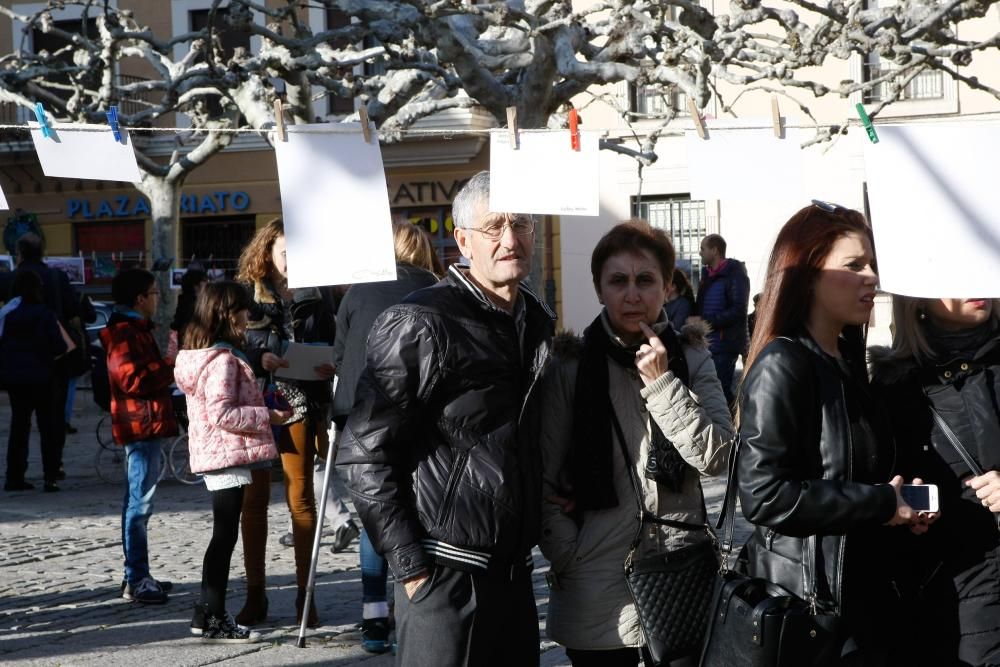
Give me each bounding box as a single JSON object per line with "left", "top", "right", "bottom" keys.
{"left": 568, "top": 312, "right": 693, "bottom": 512}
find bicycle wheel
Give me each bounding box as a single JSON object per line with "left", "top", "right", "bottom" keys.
{"left": 158, "top": 447, "right": 168, "bottom": 483}
{"left": 96, "top": 414, "right": 114, "bottom": 450}
{"left": 169, "top": 433, "right": 200, "bottom": 485}
{"left": 94, "top": 444, "right": 127, "bottom": 484}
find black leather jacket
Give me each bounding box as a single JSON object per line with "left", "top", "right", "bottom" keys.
{"left": 738, "top": 334, "right": 897, "bottom": 611}
{"left": 244, "top": 280, "right": 336, "bottom": 404}
{"left": 337, "top": 265, "right": 555, "bottom": 581}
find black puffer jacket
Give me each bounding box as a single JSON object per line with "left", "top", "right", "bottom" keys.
{"left": 337, "top": 265, "right": 555, "bottom": 581}
{"left": 870, "top": 331, "right": 1000, "bottom": 665}
{"left": 244, "top": 280, "right": 336, "bottom": 404}
{"left": 738, "top": 333, "right": 897, "bottom": 615}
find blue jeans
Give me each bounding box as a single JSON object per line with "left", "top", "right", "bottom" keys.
{"left": 360, "top": 528, "right": 389, "bottom": 604}
{"left": 121, "top": 439, "right": 163, "bottom": 585}
{"left": 711, "top": 351, "right": 738, "bottom": 406}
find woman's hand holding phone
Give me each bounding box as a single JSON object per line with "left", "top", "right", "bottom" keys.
{"left": 885, "top": 476, "right": 941, "bottom": 534}
{"left": 967, "top": 470, "right": 1000, "bottom": 513}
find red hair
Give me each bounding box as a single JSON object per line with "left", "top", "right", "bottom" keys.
{"left": 743, "top": 203, "right": 873, "bottom": 374}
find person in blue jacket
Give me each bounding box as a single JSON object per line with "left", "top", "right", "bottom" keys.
{"left": 694, "top": 233, "right": 750, "bottom": 405}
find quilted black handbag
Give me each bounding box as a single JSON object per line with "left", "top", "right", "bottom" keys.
{"left": 698, "top": 438, "right": 843, "bottom": 667}
{"left": 610, "top": 410, "right": 721, "bottom": 665}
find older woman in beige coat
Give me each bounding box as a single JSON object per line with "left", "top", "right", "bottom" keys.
{"left": 538, "top": 221, "right": 733, "bottom": 667}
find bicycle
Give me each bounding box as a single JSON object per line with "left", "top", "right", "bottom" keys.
{"left": 94, "top": 413, "right": 175, "bottom": 485}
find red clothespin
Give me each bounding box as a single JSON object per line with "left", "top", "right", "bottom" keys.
{"left": 569, "top": 109, "right": 581, "bottom": 151}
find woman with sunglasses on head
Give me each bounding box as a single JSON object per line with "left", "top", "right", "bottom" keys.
{"left": 538, "top": 220, "right": 733, "bottom": 666}
{"left": 870, "top": 296, "right": 1000, "bottom": 666}
{"left": 737, "top": 201, "right": 930, "bottom": 665}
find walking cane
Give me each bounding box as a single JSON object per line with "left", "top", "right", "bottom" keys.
{"left": 296, "top": 420, "right": 339, "bottom": 648}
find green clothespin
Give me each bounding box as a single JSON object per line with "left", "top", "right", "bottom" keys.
{"left": 855, "top": 103, "right": 879, "bottom": 144}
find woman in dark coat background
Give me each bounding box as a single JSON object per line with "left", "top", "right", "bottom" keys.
{"left": 871, "top": 295, "right": 1000, "bottom": 666}
{"left": 331, "top": 221, "right": 441, "bottom": 654}
{"left": 2, "top": 269, "right": 69, "bottom": 491}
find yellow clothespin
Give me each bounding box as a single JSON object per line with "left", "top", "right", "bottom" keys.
{"left": 358, "top": 106, "right": 372, "bottom": 144}
{"left": 771, "top": 97, "right": 782, "bottom": 139}
{"left": 506, "top": 106, "right": 519, "bottom": 150}
{"left": 273, "top": 99, "right": 287, "bottom": 142}
{"left": 687, "top": 99, "right": 706, "bottom": 139}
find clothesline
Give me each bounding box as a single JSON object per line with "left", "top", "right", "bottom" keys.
{"left": 6, "top": 108, "right": 1000, "bottom": 138}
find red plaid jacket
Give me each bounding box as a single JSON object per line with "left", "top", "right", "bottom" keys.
{"left": 99, "top": 311, "right": 178, "bottom": 445}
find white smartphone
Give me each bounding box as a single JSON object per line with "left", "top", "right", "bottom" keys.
{"left": 900, "top": 484, "right": 939, "bottom": 512}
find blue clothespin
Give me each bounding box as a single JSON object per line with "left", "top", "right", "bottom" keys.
{"left": 106, "top": 105, "right": 121, "bottom": 143}
{"left": 855, "top": 103, "right": 879, "bottom": 144}
{"left": 33, "top": 102, "right": 52, "bottom": 139}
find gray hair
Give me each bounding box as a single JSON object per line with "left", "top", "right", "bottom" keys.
{"left": 888, "top": 294, "right": 1000, "bottom": 364}
{"left": 452, "top": 171, "right": 490, "bottom": 229}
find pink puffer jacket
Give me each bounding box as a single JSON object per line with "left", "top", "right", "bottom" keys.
{"left": 174, "top": 346, "right": 277, "bottom": 474}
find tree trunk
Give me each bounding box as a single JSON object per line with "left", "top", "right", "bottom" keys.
{"left": 135, "top": 176, "right": 184, "bottom": 348}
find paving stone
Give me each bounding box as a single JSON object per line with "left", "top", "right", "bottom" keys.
{"left": 0, "top": 390, "right": 751, "bottom": 665}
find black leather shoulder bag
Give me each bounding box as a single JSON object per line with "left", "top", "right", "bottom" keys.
{"left": 609, "top": 409, "right": 720, "bottom": 665}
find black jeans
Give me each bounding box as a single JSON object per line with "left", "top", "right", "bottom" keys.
{"left": 566, "top": 647, "right": 658, "bottom": 667}
{"left": 6, "top": 381, "right": 60, "bottom": 484}
{"left": 394, "top": 564, "right": 539, "bottom": 667}
{"left": 201, "top": 485, "right": 245, "bottom": 617}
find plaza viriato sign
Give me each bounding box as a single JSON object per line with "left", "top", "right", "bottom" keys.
{"left": 66, "top": 191, "right": 252, "bottom": 219}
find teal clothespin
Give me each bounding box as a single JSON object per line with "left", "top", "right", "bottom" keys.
{"left": 33, "top": 102, "right": 52, "bottom": 138}
{"left": 855, "top": 103, "right": 879, "bottom": 144}
{"left": 106, "top": 105, "right": 121, "bottom": 143}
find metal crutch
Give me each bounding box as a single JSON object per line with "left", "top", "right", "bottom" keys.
{"left": 296, "top": 420, "right": 339, "bottom": 648}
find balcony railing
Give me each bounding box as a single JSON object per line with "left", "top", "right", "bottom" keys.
{"left": 631, "top": 85, "right": 687, "bottom": 117}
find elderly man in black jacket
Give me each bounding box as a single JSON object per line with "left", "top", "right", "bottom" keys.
{"left": 337, "top": 171, "right": 555, "bottom": 666}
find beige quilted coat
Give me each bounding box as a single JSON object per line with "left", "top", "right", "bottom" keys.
{"left": 538, "top": 318, "right": 734, "bottom": 651}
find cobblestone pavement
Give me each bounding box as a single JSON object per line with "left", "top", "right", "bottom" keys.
{"left": 0, "top": 389, "right": 750, "bottom": 666}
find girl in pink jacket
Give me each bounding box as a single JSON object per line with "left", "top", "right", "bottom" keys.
{"left": 174, "top": 281, "right": 288, "bottom": 643}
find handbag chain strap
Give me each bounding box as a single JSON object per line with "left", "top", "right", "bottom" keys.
{"left": 716, "top": 435, "right": 822, "bottom": 608}
{"left": 607, "top": 403, "right": 712, "bottom": 571}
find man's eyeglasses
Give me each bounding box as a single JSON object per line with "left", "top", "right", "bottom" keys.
{"left": 469, "top": 215, "right": 535, "bottom": 241}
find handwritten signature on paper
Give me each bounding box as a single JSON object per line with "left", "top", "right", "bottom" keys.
{"left": 352, "top": 267, "right": 394, "bottom": 280}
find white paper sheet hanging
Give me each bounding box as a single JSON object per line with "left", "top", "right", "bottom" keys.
{"left": 29, "top": 122, "right": 142, "bottom": 183}
{"left": 489, "top": 130, "right": 601, "bottom": 216}
{"left": 685, "top": 123, "right": 804, "bottom": 201}
{"left": 274, "top": 342, "right": 335, "bottom": 381}
{"left": 0, "top": 183, "right": 7, "bottom": 210}
{"left": 274, "top": 123, "right": 396, "bottom": 288}
{"left": 864, "top": 123, "right": 1000, "bottom": 298}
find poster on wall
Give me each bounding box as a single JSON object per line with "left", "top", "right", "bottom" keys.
{"left": 274, "top": 123, "right": 396, "bottom": 288}
{"left": 489, "top": 130, "right": 601, "bottom": 216}
{"left": 46, "top": 256, "right": 86, "bottom": 285}
{"left": 29, "top": 122, "right": 143, "bottom": 183}
{"left": 864, "top": 123, "right": 1000, "bottom": 297}
{"left": 170, "top": 268, "right": 186, "bottom": 289}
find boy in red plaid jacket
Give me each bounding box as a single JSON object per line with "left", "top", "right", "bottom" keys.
{"left": 99, "top": 268, "right": 178, "bottom": 605}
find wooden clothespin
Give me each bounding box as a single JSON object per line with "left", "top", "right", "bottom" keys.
{"left": 771, "top": 97, "right": 782, "bottom": 139}
{"left": 273, "top": 99, "right": 287, "bottom": 142}
{"left": 139, "top": 250, "right": 144, "bottom": 266}
{"left": 190, "top": 254, "right": 195, "bottom": 266}
{"left": 687, "top": 99, "right": 706, "bottom": 140}
{"left": 569, "top": 108, "right": 581, "bottom": 151}
{"left": 506, "top": 106, "right": 519, "bottom": 150}
{"left": 358, "top": 105, "right": 372, "bottom": 144}
{"left": 33, "top": 103, "right": 53, "bottom": 139}
{"left": 91, "top": 251, "right": 96, "bottom": 262}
